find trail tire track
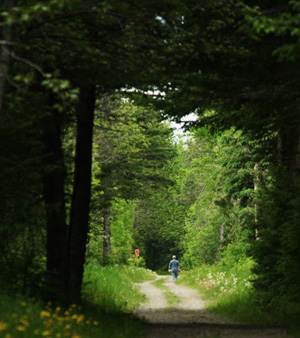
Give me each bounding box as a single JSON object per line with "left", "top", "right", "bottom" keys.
{"left": 133, "top": 275, "right": 291, "bottom": 338}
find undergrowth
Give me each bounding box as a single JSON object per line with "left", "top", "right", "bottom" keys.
{"left": 179, "top": 258, "right": 300, "bottom": 337}
{"left": 0, "top": 264, "right": 155, "bottom": 338}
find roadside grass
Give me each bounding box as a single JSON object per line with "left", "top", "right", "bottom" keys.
{"left": 82, "top": 263, "right": 156, "bottom": 312}
{"left": 152, "top": 277, "right": 181, "bottom": 308}
{"left": 179, "top": 259, "right": 300, "bottom": 337}
{"left": 0, "top": 264, "right": 155, "bottom": 338}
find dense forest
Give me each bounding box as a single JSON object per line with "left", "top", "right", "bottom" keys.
{"left": 1, "top": 0, "right": 300, "bottom": 324}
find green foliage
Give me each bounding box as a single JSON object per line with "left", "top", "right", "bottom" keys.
{"left": 132, "top": 184, "right": 186, "bottom": 271}
{"left": 252, "top": 168, "right": 300, "bottom": 307}
{"left": 180, "top": 257, "right": 300, "bottom": 333}
{"left": 181, "top": 127, "right": 256, "bottom": 269}
{"left": 87, "top": 198, "right": 135, "bottom": 265}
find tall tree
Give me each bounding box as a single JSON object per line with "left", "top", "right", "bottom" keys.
{"left": 91, "top": 96, "right": 176, "bottom": 264}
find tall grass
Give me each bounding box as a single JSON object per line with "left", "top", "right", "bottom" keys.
{"left": 179, "top": 258, "right": 269, "bottom": 323}
{"left": 82, "top": 263, "right": 156, "bottom": 312}
{"left": 179, "top": 258, "right": 300, "bottom": 336}
{"left": 0, "top": 264, "right": 155, "bottom": 338}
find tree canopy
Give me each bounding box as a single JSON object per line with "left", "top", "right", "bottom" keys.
{"left": 1, "top": 0, "right": 300, "bottom": 309}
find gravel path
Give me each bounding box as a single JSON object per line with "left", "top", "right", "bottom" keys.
{"left": 133, "top": 275, "right": 291, "bottom": 338}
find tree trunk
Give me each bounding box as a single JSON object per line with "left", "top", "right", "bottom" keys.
{"left": 41, "top": 107, "right": 68, "bottom": 301}
{"left": 68, "top": 85, "right": 95, "bottom": 303}
{"left": 0, "top": 0, "right": 16, "bottom": 120}
{"left": 254, "top": 163, "right": 259, "bottom": 240}
{"left": 218, "top": 222, "right": 224, "bottom": 260}
{"left": 276, "top": 129, "right": 284, "bottom": 165}
{"left": 103, "top": 206, "right": 111, "bottom": 265}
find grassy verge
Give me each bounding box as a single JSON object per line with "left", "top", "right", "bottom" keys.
{"left": 152, "top": 278, "right": 181, "bottom": 308}
{"left": 179, "top": 259, "right": 300, "bottom": 337}
{"left": 83, "top": 263, "right": 156, "bottom": 312}
{"left": 0, "top": 264, "right": 155, "bottom": 338}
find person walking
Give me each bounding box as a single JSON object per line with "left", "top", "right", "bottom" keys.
{"left": 168, "top": 255, "right": 181, "bottom": 281}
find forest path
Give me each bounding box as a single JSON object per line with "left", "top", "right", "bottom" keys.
{"left": 133, "top": 275, "right": 291, "bottom": 338}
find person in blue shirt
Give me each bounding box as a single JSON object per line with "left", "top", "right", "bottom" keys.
{"left": 168, "top": 255, "right": 181, "bottom": 280}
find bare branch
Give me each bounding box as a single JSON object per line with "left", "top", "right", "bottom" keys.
{"left": 0, "top": 40, "right": 16, "bottom": 46}
{"left": 1, "top": 46, "right": 46, "bottom": 77}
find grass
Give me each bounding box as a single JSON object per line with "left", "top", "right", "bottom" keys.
{"left": 179, "top": 259, "right": 300, "bottom": 337}
{"left": 152, "top": 277, "right": 181, "bottom": 308}
{"left": 0, "top": 264, "right": 156, "bottom": 338}
{"left": 82, "top": 263, "right": 156, "bottom": 312}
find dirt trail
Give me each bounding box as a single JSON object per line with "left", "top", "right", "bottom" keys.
{"left": 133, "top": 275, "right": 291, "bottom": 338}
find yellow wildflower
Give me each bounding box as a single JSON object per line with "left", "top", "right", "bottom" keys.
{"left": 93, "top": 320, "right": 99, "bottom": 326}
{"left": 64, "top": 332, "right": 71, "bottom": 337}
{"left": 56, "top": 334, "right": 62, "bottom": 338}
{"left": 42, "top": 330, "right": 52, "bottom": 336}
{"left": 5, "top": 334, "right": 11, "bottom": 338}
{"left": 76, "top": 315, "right": 84, "bottom": 323}
{"left": 85, "top": 320, "right": 91, "bottom": 325}
{"left": 64, "top": 311, "right": 70, "bottom": 316}
{"left": 34, "top": 329, "right": 40, "bottom": 335}
{"left": 65, "top": 324, "right": 71, "bottom": 329}
{"left": 17, "top": 326, "right": 26, "bottom": 331}
{"left": 21, "top": 301, "right": 26, "bottom": 306}
{"left": 72, "top": 334, "right": 80, "bottom": 338}
{"left": 40, "top": 310, "right": 51, "bottom": 318}
{"left": 0, "top": 322, "right": 7, "bottom": 331}
{"left": 71, "top": 314, "right": 78, "bottom": 320}
{"left": 19, "top": 318, "right": 29, "bottom": 326}
{"left": 55, "top": 306, "right": 61, "bottom": 312}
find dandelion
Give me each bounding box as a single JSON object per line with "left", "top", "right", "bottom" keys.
{"left": 17, "top": 326, "right": 26, "bottom": 331}
{"left": 42, "top": 330, "right": 52, "bottom": 336}
{"left": 76, "top": 315, "right": 84, "bottom": 323}
{"left": 0, "top": 322, "right": 7, "bottom": 331}
{"left": 40, "top": 310, "right": 51, "bottom": 318}
{"left": 19, "top": 318, "right": 29, "bottom": 326}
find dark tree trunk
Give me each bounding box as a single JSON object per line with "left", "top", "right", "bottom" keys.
{"left": 0, "top": 0, "right": 17, "bottom": 120}
{"left": 254, "top": 163, "right": 259, "bottom": 240}
{"left": 41, "top": 107, "right": 68, "bottom": 301}
{"left": 68, "top": 85, "right": 95, "bottom": 302}
{"left": 276, "top": 129, "right": 284, "bottom": 165}
{"left": 218, "top": 222, "right": 224, "bottom": 260}
{"left": 103, "top": 206, "right": 111, "bottom": 265}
